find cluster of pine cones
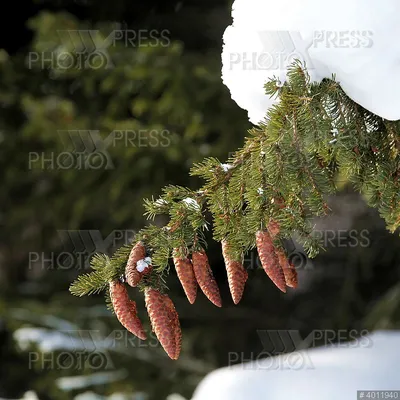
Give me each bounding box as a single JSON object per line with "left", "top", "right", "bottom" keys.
{"left": 109, "top": 221, "right": 297, "bottom": 359}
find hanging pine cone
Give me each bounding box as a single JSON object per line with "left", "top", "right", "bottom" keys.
{"left": 145, "top": 288, "right": 178, "bottom": 360}
{"left": 256, "top": 230, "right": 286, "bottom": 293}
{"left": 267, "top": 220, "right": 298, "bottom": 289}
{"left": 221, "top": 239, "right": 248, "bottom": 304}
{"left": 163, "top": 294, "right": 182, "bottom": 360}
{"left": 109, "top": 280, "right": 147, "bottom": 340}
{"left": 276, "top": 249, "right": 298, "bottom": 288}
{"left": 173, "top": 250, "right": 198, "bottom": 304}
{"left": 192, "top": 250, "right": 222, "bottom": 307}
{"left": 125, "top": 241, "right": 146, "bottom": 287}
{"left": 268, "top": 220, "right": 281, "bottom": 237}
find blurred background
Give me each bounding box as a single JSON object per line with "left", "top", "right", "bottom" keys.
{"left": 1, "top": 1, "right": 400, "bottom": 399}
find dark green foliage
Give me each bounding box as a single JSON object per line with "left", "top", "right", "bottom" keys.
{"left": 3, "top": 3, "right": 400, "bottom": 400}
{"left": 71, "top": 61, "right": 400, "bottom": 299}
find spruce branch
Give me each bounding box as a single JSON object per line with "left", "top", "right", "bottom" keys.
{"left": 70, "top": 270, "right": 110, "bottom": 297}
{"left": 70, "top": 60, "right": 400, "bottom": 305}
{"left": 67, "top": 60, "right": 400, "bottom": 360}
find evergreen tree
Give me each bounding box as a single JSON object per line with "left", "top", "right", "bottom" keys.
{"left": 70, "top": 61, "right": 400, "bottom": 358}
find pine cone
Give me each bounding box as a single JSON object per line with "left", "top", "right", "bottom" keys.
{"left": 268, "top": 220, "right": 281, "bottom": 237}
{"left": 109, "top": 281, "right": 147, "bottom": 340}
{"left": 256, "top": 230, "right": 286, "bottom": 293}
{"left": 125, "top": 241, "right": 146, "bottom": 287}
{"left": 221, "top": 240, "right": 248, "bottom": 304}
{"left": 163, "top": 294, "right": 182, "bottom": 360}
{"left": 192, "top": 250, "right": 222, "bottom": 307}
{"left": 145, "top": 288, "right": 178, "bottom": 360}
{"left": 268, "top": 220, "right": 298, "bottom": 289}
{"left": 276, "top": 249, "right": 298, "bottom": 288}
{"left": 173, "top": 250, "right": 198, "bottom": 304}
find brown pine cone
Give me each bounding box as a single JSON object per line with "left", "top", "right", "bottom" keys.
{"left": 162, "top": 294, "right": 182, "bottom": 360}
{"left": 125, "top": 241, "right": 146, "bottom": 287}
{"left": 221, "top": 240, "right": 248, "bottom": 304}
{"left": 268, "top": 220, "right": 281, "bottom": 237}
{"left": 268, "top": 220, "right": 298, "bottom": 289}
{"left": 256, "top": 230, "right": 286, "bottom": 293}
{"left": 276, "top": 249, "right": 298, "bottom": 288}
{"left": 109, "top": 280, "right": 147, "bottom": 340}
{"left": 145, "top": 288, "right": 177, "bottom": 360}
{"left": 173, "top": 250, "right": 198, "bottom": 304}
{"left": 192, "top": 250, "right": 222, "bottom": 307}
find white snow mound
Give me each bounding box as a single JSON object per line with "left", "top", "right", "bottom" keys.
{"left": 222, "top": 0, "right": 400, "bottom": 124}
{"left": 192, "top": 330, "right": 400, "bottom": 400}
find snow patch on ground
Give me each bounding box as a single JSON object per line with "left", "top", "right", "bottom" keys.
{"left": 13, "top": 327, "right": 111, "bottom": 352}
{"left": 192, "top": 330, "right": 400, "bottom": 400}
{"left": 56, "top": 370, "right": 127, "bottom": 391}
